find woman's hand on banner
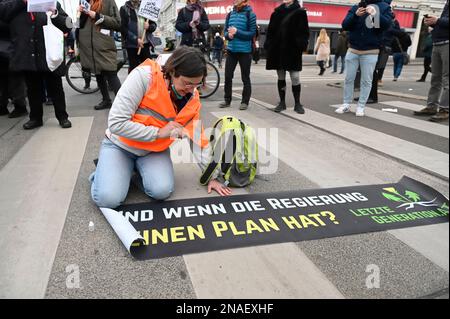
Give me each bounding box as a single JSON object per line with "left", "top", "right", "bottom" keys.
{"left": 208, "top": 179, "right": 232, "bottom": 197}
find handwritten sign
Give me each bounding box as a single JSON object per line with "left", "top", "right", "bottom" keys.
{"left": 138, "top": 0, "right": 163, "bottom": 22}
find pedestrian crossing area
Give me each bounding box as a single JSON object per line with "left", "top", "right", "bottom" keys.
{"left": 0, "top": 88, "right": 448, "bottom": 299}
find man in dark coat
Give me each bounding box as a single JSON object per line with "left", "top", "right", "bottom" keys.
{"left": 0, "top": 18, "right": 27, "bottom": 118}
{"left": 265, "top": 0, "right": 309, "bottom": 114}
{"left": 332, "top": 30, "right": 348, "bottom": 74}
{"left": 0, "top": 0, "right": 72, "bottom": 129}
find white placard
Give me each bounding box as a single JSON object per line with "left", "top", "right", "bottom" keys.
{"left": 138, "top": 0, "right": 162, "bottom": 22}
{"left": 80, "top": 0, "right": 91, "bottom": 13}
{"left": 27, "top": 0, "right": 56, "bottom": 13}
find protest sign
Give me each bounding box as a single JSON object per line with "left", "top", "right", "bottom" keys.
{"left": 100, "top": 176, "right": 449, "bottom": 260}
{"left": 138, "top": 0, "right": 163, "bottom": 22}
{"left": 27, "top": 0, "right": 56, "bottom": 13}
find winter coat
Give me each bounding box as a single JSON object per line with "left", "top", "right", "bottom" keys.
{"left": 421, "top": 34, "right": 433, "bottom": 58}
{"left": 0, "top": 0, "right": 71, "bottom": 76}
{"left": 213, "top": 36, "right": 224, "bottom": 50}
{"left": 392, "top": 30, "right": 412, "bottom": 53}
{"left": 431, "top": 0, "right": 449, "bottom": 43}
{"left": 120, "top": 1, "right": 157, "bottom": 49}
{"left": 78, "top": 0, "right": 121, "bottom": 74}
{"left": 342, "top": 0, "right": 393, "bottom": 51}
{"left": 224, "top": 5, "right": 257, "bottom": 54}
{"left": 175, "top": 6, "right": 210, "bottom": 47}
{"left": 315, "top": 37, "right": 330, "bottom": 61}
{"left": 265, "top": 2, "right": 309, "bottom": 71}
{"left": 335, "top": 32, "right": 348, "bottom": 56}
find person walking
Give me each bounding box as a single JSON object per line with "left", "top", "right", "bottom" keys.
{"left": 335, "top": 0, "right": 393, "bottom": 117}
{"left": 212, "top": 32, "right": 224, "bottom": 68}
{"left": 120, "top": 0, "right": 157, "bottom": 73}
{"left": 78, "top": 0, "right": 122, "bottom": 111}
{"left": 414, "top": 0, "right": 449, "bottom": 122}
{"left": 314, "top": 29, "right": 330, "bottom": 76}
{"left": 392, "top": 28, "right": 411, "bottom": 81}
{"left": 265, "top": 0, "right": 309, "bottom": 114}
{"left": 417, "top": 28, "right": 433, "bottom": 82}
{"left": 0, "top": 18, "right": 27, "bottom": 118}
{"left": 90, "top": 47, "right": 231, "bottom": 208}
{"left": 0, "top": 0, "right": 72, "bottom": 129}
{"left": 332, "top": 30, "right": 348, "bottom": 74}
{"left": 252, "top": 25, "right": 261, "bottom": 64}
{"left": 219, "top": 0, "right": 256, "bottom": 111}
{"left": 175, "top": 0, "right": 210, "bottom": 48}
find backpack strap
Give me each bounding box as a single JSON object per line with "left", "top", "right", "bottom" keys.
{"left": 200, "top": 132, "right": 236, "bottom": 185}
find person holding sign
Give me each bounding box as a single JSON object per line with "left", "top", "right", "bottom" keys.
{"left": 77, "top": 0, "right": 122, "bottom": 110}
{"left": 0, "top": 0, "right": 72, "bottom": 129}
{"left": 120, "top": 0, "right": 157, "bottom": 73}
{"left": 90, "top": 47, "right": 232, "bottom": 209}
{"left": 175, "top": 0, "right": 210, "bottom": 48}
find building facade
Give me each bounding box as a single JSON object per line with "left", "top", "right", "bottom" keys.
{"left": 158, "top": 0, "right": 447, "bottom": 59}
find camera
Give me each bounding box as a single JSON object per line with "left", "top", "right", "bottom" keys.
{"left": 358, "top": 0, "right": 367, "bottom": 8}
{"left": 424, "top": 14, "right": 429, "bottom": 18}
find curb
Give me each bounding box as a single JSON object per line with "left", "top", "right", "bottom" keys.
{"left": 326, "top": 83, "right": 428, "bottom": 101}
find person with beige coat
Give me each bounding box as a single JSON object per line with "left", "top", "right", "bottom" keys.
{"left": 314, "top": 28, "right": 330, "bottom": 76}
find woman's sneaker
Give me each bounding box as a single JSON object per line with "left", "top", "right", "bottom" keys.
{"left": 335, "top": 104, "right": 350, "bottom": 114}
{"left": 356, "top": 106, "right": 365, "bottom": 117}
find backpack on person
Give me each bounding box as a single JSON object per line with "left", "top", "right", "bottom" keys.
{"left": 200, "top": 116, "right": 258, "bottom": 187}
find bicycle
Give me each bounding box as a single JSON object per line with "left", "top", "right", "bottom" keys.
{"left": 192, "top": 40, "right": 221, "bottom": 99}
{"left": 65, "top": 33, "right": 128, "bottom": 94}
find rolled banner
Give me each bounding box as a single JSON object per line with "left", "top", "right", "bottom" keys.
{"left": 99, "top": 207, "right": 145, "bottom": 256}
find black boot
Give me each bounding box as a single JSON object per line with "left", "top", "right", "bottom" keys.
{"left": 274, "top": 80, "right": 287, "bottom": 113}
{"left": 292, "top": 85, "right": 305, "bottom": 114}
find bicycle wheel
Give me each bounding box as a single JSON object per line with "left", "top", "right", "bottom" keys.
{"left": 65, "top": 57, "right": 100, "bottom": 94}
{"left": 199, "top": 61, "right": 220, "bottom": 99}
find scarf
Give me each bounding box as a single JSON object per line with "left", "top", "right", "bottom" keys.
{"left": 186, "top": 2, "right": 203, "bottom": 39}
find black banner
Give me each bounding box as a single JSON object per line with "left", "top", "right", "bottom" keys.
{"left": 116, "top": 176, "right": 449, "bottom": 260}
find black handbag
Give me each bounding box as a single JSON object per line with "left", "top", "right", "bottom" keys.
{"left": 0, "top": 39, "right": 12, "bottom": 59}
{"left": 395, "top": 36, "right": 410, "bottom": 66}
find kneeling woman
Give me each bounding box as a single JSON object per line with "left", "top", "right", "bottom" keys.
{"left": 91, "top": 47, "right": 231, "bottom": 208}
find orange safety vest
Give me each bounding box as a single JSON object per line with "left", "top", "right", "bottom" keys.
{"left": 119, "top": 59, "right": 209, "bottom": 152}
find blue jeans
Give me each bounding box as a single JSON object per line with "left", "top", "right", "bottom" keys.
{"left": 393, "top": 52, "right": 404, "bottom": 78}
{"left": 91, "top": 138, "right": 175, "bottom": 208}
{"left": 333, "top": 54, "right": 346, "bottom": 73}
{"left": 343, "top": 52, "right": 378, "bottom": 107}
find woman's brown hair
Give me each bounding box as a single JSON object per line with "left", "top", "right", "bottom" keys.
{"left": 163, "top": 46, "right": 208, "bottom": 82}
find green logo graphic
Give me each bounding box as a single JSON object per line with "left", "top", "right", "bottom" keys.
{"left": 382, "top": 187, "right": 440, "bottom": 211}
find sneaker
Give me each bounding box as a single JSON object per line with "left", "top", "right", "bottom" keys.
{"left": 356, "top": 106, "right": 365, "bottom": 117}
{"left": 274, "top": 101, "right": 286, "bottom": 113}
{"left": 393, "top": 78, "right": 398, "bottom": 82}
{"left": 94, "top": 100, "right": 112, "bottom": 110}
{"left": 219, "top": 101, "right": 231, "bottom": 108}
{"left": 294, "top": 103, "right": 305, "bottom": 114}
{"left": 8, "top": 108, "right": 28, "bottom": 118}
{"left": 429, "top": 109, "right": 449, "bottom": 122}
{"left": 59, "top": 119, "right": 72, "bottom": 128}
{"left": 335, "top": 104, "right": 350, "bottom": 114}
{"left": 413, "top": 106, "right": 438, "bottom": 116}
{"left": 239, "top": 103, "right": 249, "bottom": 110}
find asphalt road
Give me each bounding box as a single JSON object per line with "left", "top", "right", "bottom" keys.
{"left": 0, "top": 59, "right": 448, "bottom": 299}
